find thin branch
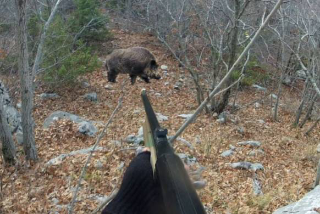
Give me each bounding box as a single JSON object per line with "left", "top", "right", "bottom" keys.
{"left": 68, "top": 80, "right": 127, "bottom": 214}
{"left": 169, "top": 0, "right": 284, "bottom": 143}
{"left": 91, "top": 188, "right": 119, "bottom": 214}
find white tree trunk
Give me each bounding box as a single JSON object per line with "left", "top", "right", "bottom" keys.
{"left": 0, "top": 95, "right": 16, "bottom": 165}
{"left": 15, "top": 0, "right": 38, "bottom": 160}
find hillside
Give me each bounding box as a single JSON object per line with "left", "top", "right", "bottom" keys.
{"left": 0, "top": 28, "right": 320, "bottom": 214}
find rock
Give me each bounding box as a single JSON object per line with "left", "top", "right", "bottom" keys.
{"left": 273, "top": 186, "right": 320, "bottom": 214}
{"left": 155, "top": 93, "right": 162, "bottom": 97}
{"left": 52, "top": 198, "right": 59, "bottom": 205}
{"left": 155, "top": 113, "right": 168, "bottom": 122}
{"left": 178, "top": 114, "right": 193, "bottom": 120}
{"left": 39, "top": 93, "right": 60, "bottom": 99}
{"left": 237, "top": 140, "right": 261, "bottom": 147}
{"left": 44, "top": 111, "right": 94, "bottom": 128}
{"left": 296, "top": 70, "right": 307, "bottom": 79}
{"left": 230, "top": 162, "right": 264, "bottom": 171}
{"left": 137, "top": 127, "right": 144, "bottom": 137}
{"left": 317, "top": 144, "right": 320, "bottom": 153}
{"left": 161, "top": 65, "right": 168, "bottom": 70}
{"left": 174, "top": 81, "right": 183, "bottom": 90}
{"left": 248, "top": 149, "right": 265, "bottom": 156}
{"left": 251, "top": 163, "right": 264, "bottom": 171}
{"left": 178, "top": 153, "right": 197, "bottom": 165}
{"left": 252, "top": 174, "right": 263, "bottom": 196}
{"left": 221, "top": 150, "right": 234, "bottom": 157}
{"left": 255, "top": 102, "right": 261, "bottom": 108}
{"left": 78, "top": 121, "right": 97, "bottom": 137}
{"left": 82, "top": 81, "right": 90, "bottom": 88}
{"left": 46, "top": 146, "right": 104, "bottom": 166}
{"left": 257, "top": 119, "right": 265, "bottom": 124}
{"left": 126, "top": 135, "right": 143, "bottom": 145}
{"left": 104, "top": 84, "right": 113, "bottom": 90}
{"left": 230, "top": 162, "right": 252, "bottom": 170}
{"left": 270, "top": 94, "right": 278, "bottom": 99}
{"left": 5, "top": 106, "right": 22, "bottom": 133}
{"left": 193, "top": 180, "right": 207, "bottom": 189}
{"left": 117, "top": 162, "right": 125, "bottom": 171}
{"left": 252, "top": 84, "right": 267, "bottom": 92}
{"left": 16, "top": 103, "right": 21, "bottom": 109}
{"left": 237, "top": 126, "right": 245, "bottom": 134}
{"left": 95, "top": 161, "right": 104, "bottom": 170}
{"left": 217, "top": 112, "right": 227, "bottom": 124}
{"left": 282, "top": 75, "right": 292, "bottom": 85}
{"left": 229, "top": 145, "right": 236, "bottom": 150}
{"left": 84, "top": 92, "right": 98, "bottom": 102}
{"left": 177, "top": 137, "right": 193, "bottom": 149}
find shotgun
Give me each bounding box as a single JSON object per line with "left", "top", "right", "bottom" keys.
{"left": 141, "top": 89, "right": 206, "bottom": 214}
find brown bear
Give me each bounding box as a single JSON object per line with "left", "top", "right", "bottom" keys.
{"left": 105, "top": 47, "right": 161, "bottom": 84}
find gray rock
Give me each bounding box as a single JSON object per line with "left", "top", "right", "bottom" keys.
{"left": 221, "top": 150, "right": 234, "bottom": 157}
{"left": 84, "top": 92, "right": 98, "bottom": 102}
{"left": 156, "top": 113, "right": 168, "bottom": 122}
{"left": 44, "top": 111, "right": 90, "bottom": 128}
{"left": 255, "top": 102, "right": 261, "bottom": 108}
{"left": 237, "top": 126, "right": 245, "bottom": 134}
{"left": 46, "top": 146, "right": 104, "bottom": 166}
{"left": 178, "top": 114, "right": 193, "bottom": 120}
{"left": 117, "top": 162, "right": 125, "bottom": 171}
{"left": 177, "top": 137, "right": 193, "bottom": 149}
{"left": 251, "top": 163, "right": 264, "bottom": 171}
{"left": 252, "top": 174, "right": 263, "bottom": 195}
{"left": 174, "top": 81, "right": 183, "bottom": 90}
{"left": 282, "top": 75, "right": 292, "bottom": 86}
{"left": 5, "top": 106, "right": 22, "bottom": 133}
{"left": 230, "top": 162, "right": 264, "bottom": 171}
{"left": 229, "top": 145, "right": 236, "bottom": 150}
{"left": 270, "top": 94, "right": 278, "bottom": 99}
{"left": 95, "top": 161, "right": 104, "bottom": 170}
{"left": 137, "top": 127, "right": 144, "bottom": 137}
{"left": 39, "top": 93, "right": 60, "bottom": 99}
{"left": 237, "top": 140, "right": 261, "bottom": 147}
{"left": 78, "top": 121, "right": 97, "bottom": 137}
{"left": 164, "top": 81, "right": 170, "bottom": 86}
{"left": 82, "top": 81, "right": 90, "bottom": 88}
{"left": 16, "top": 103, "right": 21, "bottom": 109}
{"left": 257, "top": 119, "right": 265, "bottom": 124}
{"left": 155, "top": 93, "right": 162, "bottom": 97}
{"left": 161, "top": 65, "right": 168, "bottom": 70}
{"left": 252, "top": 84, "right": 267, "bottom": 92}
{"left": 126, "top": 135, "right": 143, "bottom": 145}
{"left": 52, "top": 198, "right": 59, "bottom": 205}
{"left": 317, "top": 144, "right": 320, "bottom": 153}
{"left": 230, "top": 162, "right": 252, "bottom": 170}
{"left": 273, "top": 186, "right": 320, "bottom": 214}
{"left": 104, "top": 84, "right": 113, "bottom": 90}
{"left": 248, "top": 149, "right": 265, "bottom": 156}
{"left": 296, "top": 70, "right": 307, "bottom": 79}
{"left": 193, "top": 180, "right": 207, "bottom": 189}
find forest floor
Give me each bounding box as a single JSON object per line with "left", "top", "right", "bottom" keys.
{"left": 1, "top": 28, "right": 320, "bottom": 214}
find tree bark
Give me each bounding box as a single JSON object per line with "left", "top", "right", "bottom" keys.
{"left": 15, "top": 0, "right": 38, "bottom": 160}
{"left": 0, "top": 95, "right": 16, "bottom": 165}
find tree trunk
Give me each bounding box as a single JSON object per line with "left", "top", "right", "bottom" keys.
{"left": 15, "top": 0, "right": 38, "bottom": 160}
{"left": 293, "top": 80, "right": 309, "bottom": 127}
{"left": 299, "top": 93, "right": 316, "bottom": 128}
{"left": 0, "top": 96, "right": 16, "bottom": 165}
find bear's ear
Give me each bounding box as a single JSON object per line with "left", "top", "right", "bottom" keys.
{"left": 150, "top": 60, "right": 158, "bottom": 70}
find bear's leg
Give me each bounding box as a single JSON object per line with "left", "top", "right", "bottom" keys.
{"left": 139, "top": 74, "right": 150, "bottom": 83}
{"left": 130, "top": 75, "right": 137, "bottom": 85}
{"left": 108, "top": 69, "right": 118, "bottom": 83}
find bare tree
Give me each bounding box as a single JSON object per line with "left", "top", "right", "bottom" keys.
{"left": 0, "top": 93, "right": 16, "bottom": 165}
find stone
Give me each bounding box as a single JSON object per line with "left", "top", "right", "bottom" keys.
{"left": 39, "top": 93, "right": 60, "bottom": 99}
{"left": 155, "top": 113, "right": 168, "bottom": 122}
{"left": 221, "top": 150, "right": 234, "bottom": 157}
{"left": 252, "top": 174, "right": 263, "bottom": 196}
{"left": 251, "top": 163, "right": 264, "bottom": 171}
{"left": 155, "top": 93, "right": 162, "bottom": 97}
{"left": 44, "top": 111, "right": 91, "bottom": 128}
{"left": 230, "top": 162, "right": 264, "bottom": 171}
{"left": 161, "top": 65, "right": 168, "bottom": 70}
{"left": 257, "top": 119, "right": 265, "bottom": 124}
{"left": 193, "top": 180, "right": 206, "bottom": 189}
{"left": 84, "top": 92, "right": 98, "bottom": 102}
{"left": 229, "top": 145, "right": 236, "bottom": 150}
{"left": 104, "top": 84, "right": 113, "bottom": 90}
{"left": 137, "top": 127, "right": 144, "bottom": 137}
{"left": 164, "top": 82, "right": 170, "bottom": 86}
{"left": 78, "top": 121, "right": 97, "bottom": 137}
{"left": 5, "top": 106, "right": 21, "bottom": 133}
{"left": 296, "top": 70, "right": 307, "bottom": 79}
{"left": 282, "top": 75, "right": 292, "bottom": 85}
{"left": 125, "top": 135, "right": 143, "bottom": 145}
{"left": 273, "top": 186, "right": 320, "bottom": 214}
{"left": 237, "top": 140, "right": 261, "bottom": 147}
{"left": 178, "top": 114, "right": 193, "bottom": 120}
{"left": 15, "top": 131, "right": 23, "bottom": 145}
{"left": 252, "top": 84, "right": 267, "bottom": 92}
{"left": 16, "top": 103, "right": 21, "bottom": 109}
{"left": 177, "top": 137, "right": 193, "bottom": 149}
{"left": 237, "top": 126, "right": 245, "bottom": 134}
{"left": 255, "top": 102, "right": 261, "bottom": 108}
{"left": 82, "top": 81, "right": 90, "bottom": 88}
{"left": 117, "top": 162, "right": 125, "bottom": 171}
{"left": 317, "top": 144, "right": 320, "bottom": 153}
{"left": 270, "top": 94, "right": 278, "bottom": 99}
{"left": 248, "top": 149, "right": 265, "bottom": 156}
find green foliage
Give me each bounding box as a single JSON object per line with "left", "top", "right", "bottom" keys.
{"left": 70, "top": 0, "right": 109, "bottom": 42}
{"left": 231, "top": 57, "right": 269, "bottom": 86}
{"left": 41, "top": 16, "right": 101, "bottom": 86}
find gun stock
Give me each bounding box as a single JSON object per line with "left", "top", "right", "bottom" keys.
{"left": 141, "top": 89, "right": 206, "bottom": 214}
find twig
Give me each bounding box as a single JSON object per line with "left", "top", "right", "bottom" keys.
{"left": 68, "top": 80, "right": 127, "bottom": 214}
{"left": 91, "top": 188, "right": 119, "bottom": 214}
{"left": 169, "top": 0, "right": 284, "bottom": 144}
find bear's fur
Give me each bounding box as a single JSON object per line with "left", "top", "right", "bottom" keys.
{"left": 105, "top": 47, "right": 160, "bottom": 84}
